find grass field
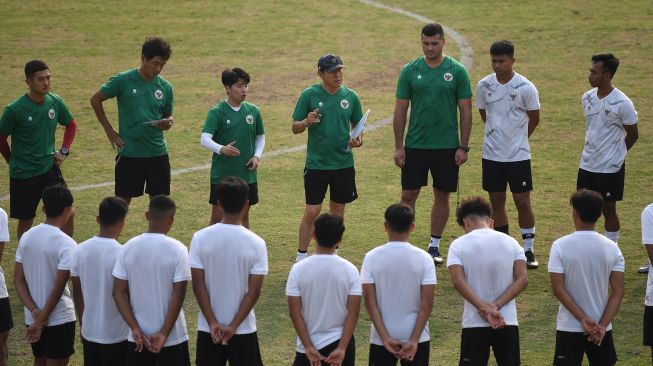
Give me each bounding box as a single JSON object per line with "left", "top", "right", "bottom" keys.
{"left": 0, "top": 0, "right": 652, "bottom": 364}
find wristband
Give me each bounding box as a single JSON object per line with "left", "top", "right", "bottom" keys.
{"left": 60, "top": 147, "right": 70, "bottom": 156}
{"left": 457, "top": 145, "right": 470, "bottom": 153}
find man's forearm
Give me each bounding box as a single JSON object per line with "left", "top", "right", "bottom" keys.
{"left": 338, "top": 295, "right": 361, "bottom": 349}
{"left": 288, "top": 297, "right": 315, "bottom": 350}
{"left": 392, "top": 106, "right": 408, "bottom": 148}
{"left": 408, "top": 285, "right": 434, "bottom": 342}
{"left": 458, "top": 100, "right": 472, "bottom": 146}
{"left": 35, "top": 271, "right": 71, "bottom": 324}
{"left": 192, "top": 270, "right": 218, "bottom": 325}
{"left": 159, "top": 281, "right": 187, "bottom": 336}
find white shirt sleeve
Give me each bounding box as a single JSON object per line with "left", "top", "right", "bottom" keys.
{"left": 642, "top": 205, "right": 653, "bottom": 245}
{"left": 188, "top": 233, "right": 204, "bottom": 269}
{"left": 254, "top": 134, "right": 265, "bottom": 158}
{"left": 360, "top": 254, "right": 374, "bottom": 284}
{"left": 349, "top": 265, "right": 363, "bottom": 295}
{"left": 112, "top": 247, "right": 128, "bottom": 280}
{"left": 173, "top": 244, "right": 191, "bottom": 283}
{"left": 250, "top": 239, "right": 268, "bottom": 275}
{"left": 620, "top": 99, "right": 638, "bottom": 125}
{"left": 285, "top": 266, "right": 300, "bottom": 296}
{"left": 0, "top": 209, "right": 9, "bottom": 242}
{"left": 475, "top": 81, "right": 486, "bottom": 109}
{"left": 612, "top": 251, "right": 625, "bottom": 273}
{"left": 69, "top": 248, "right": 79, "bottom": 276}
{"left": 58, "top": 240, "right": 76, "bottom": 271}
{"left": 421, "top": 253, "right": 437, "bottom": 285}
{"left": 513, "top": 239, "right": 527, "bottom": 262}
{"left": 446, "top": 241, "right": 462, "bottom": 267}
{"left": 524, "top": 83, "right": 541, "bottom": 111}
{"left": 200, "top": 132, "right": 223, "bottom": 155}
{"left": 547, "top": 241, "right": 564, "bottom": 273}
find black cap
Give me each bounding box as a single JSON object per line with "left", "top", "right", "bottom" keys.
{"left": 318, "top": 54, "right": 345, "bottom": 72}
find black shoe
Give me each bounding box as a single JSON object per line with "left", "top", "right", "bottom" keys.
{"left": 639, "top": 263, "right": 650, "bottom": 274}
{"left": 428, "top": 246, "right": 444, "bottom": 265}
{"left": 525, "top": 250, "right": 539, "bottom": 269}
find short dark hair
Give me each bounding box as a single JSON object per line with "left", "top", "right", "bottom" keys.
{"left": 148, "top": 195, "right": 176, "bottom": 220}
{"left": 314, "top": 214, "right": 345, "bottom": 248}
{"left": 98, "top": 197, "right": 128, "bottom": 227}
{"left": 222, "top": 68, "right": 250, "bottom": 87}
{"left": 490, "top": 40, "right": 514, "bottom": 57}
{"left": 570, "top": 189, "right": 603, "bottom": 223}
{"left": 592, "top": 53, "right": 619, "bottom": 77}
{"left": 216, "top": 176, "right": 249, "bottom": 214}
{"left": 456, "top": 196, "right": 492, "bottom": 226}
{"left": 142, "top": 37, "right": 172, "bottom": 61}
{"left": 384, "top": 203, "right": 414, "bottom": 233}
{"left": 42, "top": 185, "right": 73, "bottom": 218}
{"left": 421, "top": 23, "right": 444, "bottom": 38}
{"left": 25, "top": 60, "right": 49, "bottom": 79}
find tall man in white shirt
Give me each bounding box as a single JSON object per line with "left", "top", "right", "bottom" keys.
{"left": 112, "top": 195, "right": 191, "bottom": 366}
{"left": 361, "top": 203, "right": 436, "bottom": 365}
{"left": 640, "top": 203, "right": 653, "bottom": 361}
{"left": 476, "top": 40, "right": 540, "bottom": 269}
{"left": 190, "top": 176, "right": 268, "bottom": 366}
{"left": 576, "top": 53, "right": 638, "bottom": 250}
{"left": 548, "top": 189, "right": 625, "bottom": 366}
{"left": 14, "top": 185, "right": 77, "bottom": 366}
{"left": 447, "top": 196, "right": 527, "bottom": 365}
{"left": 0, "top": 208, "right": 13, "bottom": 366}
{"left": 71, "top": 197, "right": 129, "bottom": 366}
{"left": 286, "top": 213, "right": 361, "bottom": 366}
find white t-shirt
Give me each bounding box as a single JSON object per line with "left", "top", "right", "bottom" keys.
{"left": 70, "top": 236, "right": 129, "bottom": 344}
{"left": 360, "top": 241, "right": 436, "bottom": 345}
{"left": 446, "top": 228, "right": 526, "bottom": 328}
{"left": 476, "top": 72, "right": 540, "bottom": 162}
{"left": 548, "top": 231, "right": 625, "bottom": 332}
{"left": 15, "top": 223, "right": 76, "bottom": 326}
{"left": 286, "top": 254, "right": 362, "bottom": 353}
{"left": 188, "top": 223, "right": 268, "bottom": 335}
{"left": 642, "top": 204, "right": 653, "bottom": 306}
{"left": 112, "top": 233, "right": 190, "bottom": 347}
{"left": 0, "top": 208, "right": 9, "bottom": 299}
{"left": 579, "top": 87, "right": 638, "bottom": 173}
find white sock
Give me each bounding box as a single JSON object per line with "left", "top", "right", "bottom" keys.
{"left": 521, "top": 227, "right": 535, "bottom": 252}
{"left": 429, "top": 236, "right": 441, "bottom": 249}
{"left": 604, "top": 230, "right": 619, "bottom": 243}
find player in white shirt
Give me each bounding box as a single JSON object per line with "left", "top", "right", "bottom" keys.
{"left": 641, "top": 203, "right": 653, "bottom": 361}
{"left": 361, "top": 203, "right": 436, "bottom": 365}
{"left": 576, "top": 54, "right": 638, "bottom": 256}
{"left": 189, "top": 176, "right": 268, "bottom": 366}
{"left": 476, "top": 40, "right": 540, "bottom": 270}
{"left": 287, "top": 213, "right": 361, "bottom": 366}
{"left": 447, "top": 196, "right": 527, "bottom": 365}
{"left": 70, "top": 197, "right": 129, "bottom": 366}
{"left": 14, "top": 185, "right": 77, "bottom": 366}
{"left": 0, "top": 208, "right": 13, "bottom": 366}
{"left": 548, "top": 189, "right": 625, "bottom": 366}
{"left": 112, "top": 195, "right": 191, "bottom": 366}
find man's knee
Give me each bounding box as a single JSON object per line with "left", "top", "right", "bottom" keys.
{"left": 401, "top": 190, "right": 420, "bottom": 205}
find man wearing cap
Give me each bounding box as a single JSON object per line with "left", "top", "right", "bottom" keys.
{"left": 393, "top": 23, "right": 473, "bottom": 264}
{"left": 291, "top": 54, "right": 364, "bottom": 262}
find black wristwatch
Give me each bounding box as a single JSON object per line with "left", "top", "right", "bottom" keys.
{"left": 457, "top": 145, "right": 470, "bottom": 153}
{"left": 59, "top": 147, "right": 70, "bottom": 157}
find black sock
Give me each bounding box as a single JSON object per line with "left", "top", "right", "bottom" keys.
{"left": 297, "top": 249, "right": 307, "bottom": 254}
{"left": 494, "top": 225, "right": 509, "bottom": 234}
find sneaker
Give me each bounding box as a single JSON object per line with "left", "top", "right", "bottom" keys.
{"left": 428, "top": 246, "right": 444, "bottom": 265}
{"left": 295, "top": 251, "right": 308, "bottom": 262}
{"left": 639, "top": 263, "right": 650, "bottom": 274}
{"left": 525, "top": 250, "right": 539, "bottom": 269}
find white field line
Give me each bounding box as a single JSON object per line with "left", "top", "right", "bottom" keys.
{"left": 1, "top": 1, "right": 473, "bottom": 201}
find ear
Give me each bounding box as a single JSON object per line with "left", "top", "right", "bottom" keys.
{"left": 145, "top": 211, "right": 151, "bottom": 221}
{"left": 408, "top": 221, "right": 415, "bottom": 233}
{"left": 224, "top": 85, "right": 230, "bottom": 94}
{"left": 96, "top": 215, "right": 101, "bottom": 225}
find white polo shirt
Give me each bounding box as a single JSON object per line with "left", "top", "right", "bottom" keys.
{"left": 112, "top": 233, "right": 191, "bottom": 347}
{"left": 0, "top": 208, "right": 9, "bottom": 299}
{"left": 70, "top": 236, "right": 129, "bottom": 344}
{"left": 447, "top": 228, "right": 526, "bottom": 328}
{"left": 642, "top": 204, "right": 653, "bottom": 306}
{"left": 360, "top": 241, "right": 436, "bottom": 345}
{"left": 188, "top": 223, "right": 268, "bottom": 335}
{"left": 15, "top": 223, "right": 76, "bottom": 326}
{"left": 580, "top": 87, "right": 638, "bottom": 173}
{"left": 548, "top": 231, "right": 625, "bottom": 332}
{"left": 286, "top": 253, "right": 362, "bottom": 353}
{"left": 476, "top": 72, "right": 540, "bottom": 162}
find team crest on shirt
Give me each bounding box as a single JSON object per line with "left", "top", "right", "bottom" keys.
{"left": 604, "top": 108, "right": 611, "bottom": 116}
{"left": 27, "top": 116, "right": 33, "bottom": 122}
{"left": 340, "top": 99, "right": 349, "bottom": 109}
{"left": 510, "top": 93, "right": 517, "bottom": 100}
{"left": 417, "top": 74, "right": 422, "bottom": 80}
{"left": 246, "top": 115, "right": 254, "bottom": 124}
{"left": 48, "top": 109, "right": 55, "bottom": 120}
{"left": 443, "top": 72, "right": 453, "bottom": 81}
{"left": 154, "top": 90, "right": 163, "bottom": 100}
{"left": 318, "top": 101, "right": 323, "bottom": 108}
{"left": 226, "top": 119, "right": 231, "bottom": 125}
{"left": 132, "top": 89, "right": 137, "bottom": 94}
{"left": 488, "top": 92, "right": 492, "bottom": 97}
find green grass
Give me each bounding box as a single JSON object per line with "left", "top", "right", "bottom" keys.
{"left": 0, "top": 0, "right": 652, "bottom": 364}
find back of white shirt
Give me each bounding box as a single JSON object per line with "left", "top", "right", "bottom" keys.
{"left": 446, "top": 228, "right": 526, "bottom": 327}
{"left": 112, "top": 233, "right": 190, "bottom": 347}
{"left": 548, "top": 231, "right": 625, "bottom": 332}
{"left": 15, "top": 224, "right": 76, "bottom": 326}
{"left": 188, "top": 224, "right": 268, "bottom": 334}
{"left": 360, "top": 242, "right": 436, "bottom": 345}
{"left": 71, "top": 237, "right": 129, "bottom": 344}
{"left": 476, "top": 72, "right": 540, "bottom": 162}
{"left": 0, "top": 208, "right": 9, "bottom": 299}
{"left": 580, "top": 87, "right": 638, "bottom": 173}
{"left": 286, "top": 254, "right": 362, "bottom": 353}
{"left": 642, "top": 204, "right": 653, "bottom": 306}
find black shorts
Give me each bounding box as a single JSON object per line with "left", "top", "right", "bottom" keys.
{"left": 369, "top": 341, "right": 429, "bottom": 366}
{"left": 196, "top": 331, "right": 262, "bottom": 366}
{"left": 209, "top": 182, "right": 259, "bottom": 206}
{"left": 30, "top": 321, "right": 75, "bottom": 360}
{"left": 0, "top": 297, "right": 13, "bottom": 333}
{"left": 459, "top": 326, "right": 520, "bottom": 366}
{"left": 293, "top": 337, "right": 355, "bottom": 366}
{"left": 643, "top": 306, "right": 653, "bottom": 346}
{"left": 127, "top": 340, "right": 190, "bottom": 366}
{"left": 83, "top": 338, "right": 128, "bottom": 366}
{"left": 576, "top": 164, "right": 625, "bottom": 202}
{"left": 115, "top": 154, "right": 170, "bottom": 198}
{"left": 482, "top": 159, "right": 533, "bottom": 193}
{"left": 304, "top": 167, "right": 358, "bottom": 205}
{"left": 402, "top": 148, "right": 458, "bottom": 192}
{"left": 553, "top": 330, "right": 617, "bottom": 366}
{"left": 9, "top": 164, "right": 66, "bottom": 220}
